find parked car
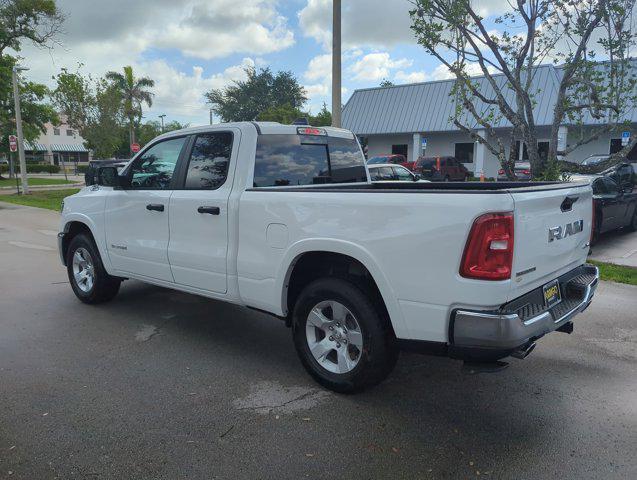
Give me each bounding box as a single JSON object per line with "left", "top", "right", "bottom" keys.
{"left": 571, "top": 174, "right": 637, "bottom": 243}
{"left": 580, "top": 154, "right": 609, "bottom": 166}
{"left": 85, "top": 159, "right": 128, "bottom": 186}
{"left": 59, "top": 122, "right": 598, "bottom": 393}
{"left": 600, "top": 162, "right": 634, "bottom": 192}
{"left": 497, "top": 162, "right": 532, "bottom": 181}
{"left": 367, "top": 154, "right": 414, "bottom": 170}
{"left": 368, "top": 164, "right": 428, "bottom": 183}
{"left": 413, "top": 156, "right": 470, "bottom": 181}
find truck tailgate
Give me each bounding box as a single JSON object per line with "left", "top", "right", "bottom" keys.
{"left": 510, "top": 183, "right": 593, "bottom": 297}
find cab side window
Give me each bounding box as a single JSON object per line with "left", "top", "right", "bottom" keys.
{"left": 184, "top": 132, "right": 233, "bottom": 189}
{"left": 129, "top": 137, "right": 187, "bottom": 189}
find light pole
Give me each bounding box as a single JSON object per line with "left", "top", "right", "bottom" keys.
{"left": 12, "top": 66, "right": 29, "bottom": 194}
{"left": 331, "top": 0, "right": 342, "bottom": 128}
{"left": 158, "top": 114, "right": 166, "bottom": 133}
{"left": 209, "top": 108, "right": 214, "bottom": 125}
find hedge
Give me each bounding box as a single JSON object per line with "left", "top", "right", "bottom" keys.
{"left": 0, "top": 164, "right": 61, "bottom": 174}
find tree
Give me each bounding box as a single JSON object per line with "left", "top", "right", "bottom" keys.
{"left": 0, "top": 0, "right": 64, "bottom": 56}
{"left": 105, "top": 66, "right": 155, "bottom": 153}
{"left": 380, "top": 79, "right": 394, "bottom": 87}
{"left": 0, "top": 55, "right": 57, "bottom": 174}
{"left": 52, "top": 68, "right": 126, "bottom": 158}
{"left": 309, "top": 102, "right": 332, "bottom": 126}
{"left": 137, "top": 119, "right": 189, "bottom": 146}
{"left": 205, "top": 67, "right": 307, "bottom": 122}
{"left": 410, "top": 0, "right": 637, "bottom": 178}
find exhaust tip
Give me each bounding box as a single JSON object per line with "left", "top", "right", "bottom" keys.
{"left": 511, "top": 342, "right": 536, "bottom": 360}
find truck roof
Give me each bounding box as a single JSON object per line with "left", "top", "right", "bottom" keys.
{"left": 152, "top": 121, "right": 355, "bottom": 141}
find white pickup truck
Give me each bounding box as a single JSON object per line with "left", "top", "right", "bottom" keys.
{"left": 59, "top": 122, "right": 599, "bottom": 392}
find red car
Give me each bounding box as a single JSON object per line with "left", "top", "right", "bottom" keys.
{"left": 413, "top": 156, "right": 470, "bottom": 181}
{"left": 367, "top": 154, "right": 415, "bottom": 171}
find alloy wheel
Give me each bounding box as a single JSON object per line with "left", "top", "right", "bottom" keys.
{"left": 305, "top": 300, "right": 364, "bottom": 374}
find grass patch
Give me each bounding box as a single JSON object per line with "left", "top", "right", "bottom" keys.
{"left": 0, "top": 177, "right": 75, "bottom": 187}
{"left": 0, "top": 188, "right": 80, "bottom": 211}
{"left": 589, "top": 260, "right": 637, "bottom": 286}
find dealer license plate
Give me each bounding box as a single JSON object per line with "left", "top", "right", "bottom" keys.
{"left": 542, "top": 279, "right": 562, "bottom": 308}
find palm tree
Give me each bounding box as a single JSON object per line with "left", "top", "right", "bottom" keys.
{"left": 105, "top": 66, "right": 155, "bottom": 154}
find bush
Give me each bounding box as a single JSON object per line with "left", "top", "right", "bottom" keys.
{"left": 75, "top": 165, "right": 90, "bottom": 174}
{"left": 0, "top": 164, "right": 61, "bottom": 174}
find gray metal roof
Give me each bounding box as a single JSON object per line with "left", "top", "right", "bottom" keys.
{"left": 342, "top": 63, "right": 637, "bottom": 135}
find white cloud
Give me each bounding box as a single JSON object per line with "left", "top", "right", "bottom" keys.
{"left": 299, "top": 0, "right": 515, "bottom": 51}
{"left": 349, "top": 52, "right": 412, "bottom": 82}
{"left": 394, "top": 70, "right": 428, "bottom": 83}
{"left": 304, "top": 54, "right": 332, "bottom": 82}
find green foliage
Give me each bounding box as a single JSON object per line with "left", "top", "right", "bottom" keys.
{"left": 52, "top": 68, "right": 127, "bottom": 158}
{"left": 257, "top": 102, "right": 332, "bottom": 127}
{"left": 310, "top": 103, "right": 332, "bottom": 126}
{"left": 0, "top": 163, "right": 60, "bottom": 174}
{"left": 0, "top": 0, "right": 63, "bottom": 55}
{"left": 206, "top": 67, "right": 307, "bottom": 122}
{"left": 0, "top": 55, "right": 57, "bottom": 156}
{"left": 137, "top": 119, "right": 189, "bottom": 146}
{"left": 105, "top": 66, "right": 155, "bottom": 150}
{"left": 410, "top": 0, "right": 637, "bottom": 177}
{"left": 380, "top": 79, "right": 394, "bottom": 87}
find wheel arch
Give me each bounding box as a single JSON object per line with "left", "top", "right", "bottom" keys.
{"left": 60, "top": 218, "right": 99, "bottom": 266}
{"left": 278, "top": 240, "right": 408, "bottom": 338}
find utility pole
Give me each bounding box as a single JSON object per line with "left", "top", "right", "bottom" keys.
{"left": 331, "top": 0, "right": 342, "bottom": 128}
{"left": 12, "top": 66, "right": 29, "bottom": 194}
{"left": 209, "top": 108, "right": 214, "bottom": 125}
{"left": 159, "top": 114, "right": 166, "bottom": 132}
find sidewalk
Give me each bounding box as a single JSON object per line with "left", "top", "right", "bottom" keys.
{"left": 589, "top": 230, "right": 637, "bottom": 267}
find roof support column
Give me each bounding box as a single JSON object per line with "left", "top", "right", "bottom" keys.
{"left": 474, "top": 130, "right": 486, "bottom": 179}
{"left": 411, "top": 133, "right": 422, "bottom": 165}
{"left": 557, "top": 126, "right": 568, "bottom": 160}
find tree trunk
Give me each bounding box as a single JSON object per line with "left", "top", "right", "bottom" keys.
{"left": 129, "top": 118, "right": 136, "bottom": 155}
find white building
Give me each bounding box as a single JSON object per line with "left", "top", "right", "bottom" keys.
{"left": 25, "top": 115, "right": 91, "bottom": 165}
{"left": 342, "top": 64, "right": 637, "bottom": 178}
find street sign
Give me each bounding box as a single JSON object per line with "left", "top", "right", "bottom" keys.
{"left": 8, "top": 135, "right": 17, "bottom": 152}
{"left": 621, "top": 131, "right": 630, "bottom": 146}
{"left": 131, "top": 143, "right": 141, "bottom": 153}
{"left": 421, "top": 138, "right": 427, "bottom": 149}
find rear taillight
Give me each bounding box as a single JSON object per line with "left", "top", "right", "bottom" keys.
{"left": 498, "top": 169, "right": 505, "bottom": 175}
{"left": 460, "top": 213, "right": 514, "bottom": 280}
{"left": 522, "top": 169, "right": 531, "bottom": 175}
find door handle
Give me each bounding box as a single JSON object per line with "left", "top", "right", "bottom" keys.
{"left": 146, "top": 204, "right": 165, "bottom": 212}
{"left": 197, "top": 206, "right": 220, "bottom": 215}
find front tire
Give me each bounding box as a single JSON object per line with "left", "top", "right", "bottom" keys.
{"left": 66, "top": 234, "right": 121, "bottom": 304}
{"left": 292, "top": 278, "right": 398, "bottom": 393}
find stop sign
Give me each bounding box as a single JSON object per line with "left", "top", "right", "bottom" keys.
{"left": 8, "top": 135, "right": 17, "bottom": 152}
{"left": 131, "top": 143, "right": 141, "bottom": 153}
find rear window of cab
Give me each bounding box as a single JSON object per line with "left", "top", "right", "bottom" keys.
{"left": 253, "top": 134, "right": 368, "bottom": 187}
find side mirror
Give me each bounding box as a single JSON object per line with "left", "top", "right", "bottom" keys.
{"left": 413, "top": 173, "right": 421, "bottom": 181}
{"left": 97, "top": 166, "right": 125, "bottom": 188}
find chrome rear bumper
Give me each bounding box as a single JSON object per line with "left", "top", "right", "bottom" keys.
{"left": 450, "top": 264, "right": 599, "bottom": 359}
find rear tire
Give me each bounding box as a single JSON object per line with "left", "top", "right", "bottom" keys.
{"left": 292, "top": 278, "right": 398, "bottom": 393}
{"left": 66, "top": 234, "right": 121, "bottom": 304}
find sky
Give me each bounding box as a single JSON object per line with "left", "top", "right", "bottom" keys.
{"left": 17, "top": 0, "right": 545, "bottom": 126}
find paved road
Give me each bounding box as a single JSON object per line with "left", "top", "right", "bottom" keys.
{"left": 1, "top": 202, "right": 636, "bottom": 480}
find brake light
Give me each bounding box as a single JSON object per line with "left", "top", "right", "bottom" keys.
{"left": 460, "top": 213, "right": 514, "bottom": 280}
{"left": 435, "top": 157, "right": 441, "bottom": 171}
{"left": 297, "top": 127, "right": 326, "bottom": 136}
{"left": 522, "top": 169, "right": 531, "bottom": 175}
{"left": 498, "top": 169, "right": 505, "bottom": 175}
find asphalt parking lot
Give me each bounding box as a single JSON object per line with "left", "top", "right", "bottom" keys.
{"left": 1, "top": 202, "right": 636, "bottom": 480}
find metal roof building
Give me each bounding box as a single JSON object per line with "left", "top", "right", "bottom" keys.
{"left": 342, "top": 63, "right": 637, "bottom": 178}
